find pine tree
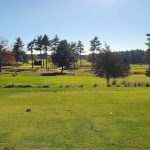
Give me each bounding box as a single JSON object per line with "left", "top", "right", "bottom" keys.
{"left": 34, "top": 35, "right": 43, "bottom": 68}
{"left": 90, "top": 36, "right": 101, "bottom": 69}
{"left": 42, "top": 34, "right": 51, "bottom": 70}
{"left": 27, "top": 39, "right": 35, "bottom": 68}
{"left": 13, "top": 37, "right": 24, "bottom": 62}
{"left": 145, "top": 33, "right": 150, "bottom": 77}
{"left": 77, "top": 41, "right": 84, "bottom": 67}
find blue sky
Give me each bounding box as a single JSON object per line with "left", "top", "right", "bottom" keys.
{"left": 0, "top": 0, "right": 150, "bottom": 51}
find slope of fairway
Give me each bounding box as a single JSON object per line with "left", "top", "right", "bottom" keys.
{"left": 0, "top": 87, "right": 150, "bottom": 150}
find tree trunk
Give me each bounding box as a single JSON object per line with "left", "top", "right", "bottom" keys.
{"left": 31, "top": 52, "right": 34, "bottom": 68}
{"left": 74, "top": 62, "right": 76, "bottom": 69}
{"left": 43, "top": 59, "right": 44, "bottom": 68}
{"left": 46, "top": 49, "right": 48, "bottom": 70}
{"left": 80, "top": 53, "right": 82, "bottom": 67}
{"left": 92, "top": 52, "right": 95, "bottom": 70}
{"left": 0, "top": 59, "right": 1, "bottom": 72}
{"left": 106, "top": 75, "right": 110, "bottom": 87}
{"left": 40, "top": 50, "right": 42, "bottom": 68}
{"left": 61, "top": 66, "right": 64, "bottom": 73}
{"left": 16, "top": 51, "right": 19, "bottom": 62}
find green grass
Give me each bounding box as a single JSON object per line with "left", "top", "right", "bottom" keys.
{"left": 0, "top": 72, "right": 150, "bottom": 88}
{"left": 0, "top": 73, "right": 104, "bottom": 86}
{"left": 0, "top": 87, "right": 150, "bottom": 149}
{"left": 0, "top": 63, "right": 150, "bottom": 149}
{"left": 130, "top": 64, "right": 148, "bottom": 75}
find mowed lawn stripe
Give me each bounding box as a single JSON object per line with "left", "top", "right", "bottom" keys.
{"left": 0, "top": 88, "right": 150, "bottom": 149}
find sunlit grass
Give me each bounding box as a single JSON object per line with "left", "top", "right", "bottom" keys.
{"left": 0, "top": 63, "right": 150, "bottom": 149}
{"left": 130, "top": 64, "right": 148, "bottom": 74}
{"left": 0, "top": 87, "right": 150, "bottom": 149}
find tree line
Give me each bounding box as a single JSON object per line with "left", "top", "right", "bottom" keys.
{"left": 88, "top": 49, "right": 149, "bottom": 64}
{"left": 0, "top": 34, "right": 150, "bottom": 85}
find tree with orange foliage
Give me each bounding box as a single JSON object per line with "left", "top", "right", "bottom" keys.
{"left": 0, "top": 39, "right": 16, "bottom": 72}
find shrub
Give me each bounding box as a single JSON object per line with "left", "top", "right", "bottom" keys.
{"left": 121, "top": 80, "right": 130, "bottom": 87}
{"left": 41, "top": 72, "right": 66, "bottom": 76}
{"left": 59, "top": 85, "right": 64, "bottom": 88}
{"left": 145, "top": 67, "right": 150, "bottom": 77}
{"left": 42, "top": 85, "right": 49, "bottom": 88}
{"left": 112, "top": 79, "right": 117, "bottom": 86}
{"left": 4, "top": 83, "right": 15, "bottom": 88}
{"left": 93, "top": 83, "right": 98, "bottom": 87}
{"left": 26, "top": 108, "right": 31, "bottom": 112}
{"left": 16, "top": 84, "right": 33, "bottom": 88}
{"left": 65, "top": 85, "right": 70, "bottom": 88}
{"left": 133, "top": 82, "right": 137, "bottom": 87}
{"left": 79, "top": 84, "right": 84, "bottom": 88}
{"left": 146, "top": 82, "right": 150, "bottom": 87}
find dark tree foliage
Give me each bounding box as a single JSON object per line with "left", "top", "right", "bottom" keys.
{"left": 145, "top": 48, "right": 150, "bottom": 76}
{"left": 19, "top": 51, "right": 28, "bottom": 63}
{"left": 13, "top": 37, "right": 24, "bottom": 62}
{"left": 51, "top": 35, "right": 60, "bottom": 52}
{"left": 90, "top": 36, "right": 101, "bottom": 69}
{"left": 87, "top": 49, "right": 147, "bottom": 64}
{"left": 27, "top": 39, "right": 35, "bottom": 68}
{"left": 51, "top": 40, "right": 74, "bottom": 73}
{"left": 145, "top": 66, "right": 150, "bottom": 77}
{"left": 34, "top": 35, "right": 51, "bottom": 69}
{"left": 145, "top": 33, "right": 150, "bottom": 76}
{"left": 69, "top": 42, "right": 78, "bottom": 69}
{"left": 77, "top": 41, "right": 84, "bottom": 67}
{"left": 119, "top": 49, "right": 146, "bottom": 64}
{"left": 94, "top": 44, "right": 130, "bottom": 86}
{"left": 34, "top": 35, "right": 44, "bottom": 68}
{"left": 42, "top": 34, "right": 51, "bottom": 69}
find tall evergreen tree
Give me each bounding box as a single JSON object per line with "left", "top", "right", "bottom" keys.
{"left": 13, "top": 37, "right": 24, "bottom": 62}
{"left": 42, "top": 34, "right": 51, "bottom": 70}
{"left": 34, "top": 35, "right": 43, "bottom": 68}
{"left": 90, "top": 36, "right": 101, "bottom": 69}
{"left": 145, "top": 33, "right": 150, "bottom": 76}
{"left": 70, "top": 42, "right": 78, "bottom": 69}
{"left": 77, "top": 41, "right": 84, "bottom": 67}
{"left": 27, "top": 39, "right": 35, "bottom": 68}
{"left": 51, "top": 35, "right": 60, "bottom": 52}
{"left": 51, "top": 35, "right": 60, "bottom": 68}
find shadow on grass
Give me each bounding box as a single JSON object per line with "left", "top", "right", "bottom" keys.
{"left": 40, "top": 72, "right": 67, "bottom": 76}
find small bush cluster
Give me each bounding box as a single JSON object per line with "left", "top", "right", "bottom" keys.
{"left": 79, "top": 84, "right": 84, "bottom": 88}
{"left": 112, "top": 80, "right": 150, "bottom": 87}
{"left": 41, "top": 72, "right": 66, "bottom": 76}
{"left": 112, "top": 80, "right": 117, "bottom": 86}
{"left": 59, "top": 85, "right": 71, "bottom": 88}
{"left": 12, "top": 72, "right": 18, "bottom": 77}
{"left": 16, "top": 84, "right": 33, "bottom": 88}
{"left": 65, "top": 85, "right": 70, "bottom": 88}
{"left": 3, "top": 84, "right": 51, "bottom": 88}
{"left": 3, "top": 83, "right": 33, "bottom": 88}
{"left": 37, "top": 85, "right": 50, "bottom": 88}
{"left": 93, "top": 83, "right": 98, "bottom": 87}
{"left": 26, "top": 108, "right": 32, "bottom": 112}
{"left": 4, "top": 83, "right": 15, "bottom": 88}
{"left": 59, "top": 85, "right": 64, "bottom": 88}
